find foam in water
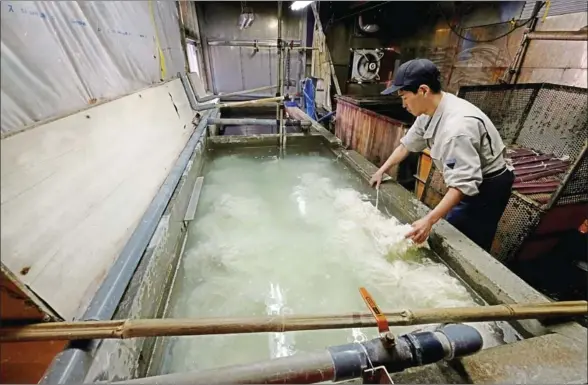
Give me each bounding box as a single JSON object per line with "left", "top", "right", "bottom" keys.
{"left": 159, "top": 149, "right": 515, "bottom": 375}
{"left": 266, "top": 282, "right": 296, "bottom": 358}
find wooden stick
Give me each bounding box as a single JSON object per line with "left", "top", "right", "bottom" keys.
{"left": 2, "top": 301, "right": 586, "bottom": 343}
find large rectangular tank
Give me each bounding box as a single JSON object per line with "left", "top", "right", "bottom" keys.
{"left": 43, "top": 105, "right": 587, "bottom": 385}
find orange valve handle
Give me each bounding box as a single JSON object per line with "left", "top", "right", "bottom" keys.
{"left": 359, "top": 287, "right": 390, "bottom": 334}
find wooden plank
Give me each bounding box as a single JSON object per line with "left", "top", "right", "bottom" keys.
{"left": 0, "top": 265, "right": 59, "bottom": 321}
{"left": 416, "top": 149, "right": 432, "bottom": 200}
{"left": 1, "top": 266, "right": 63, "bottom": 384}
{"left": 334, "top": 101, "right": 406, "bottom": 177}
{"left": 0, "top": 79, "right": 195, "bottom": 320}
{"left": 0, "top": 341, "right": 66, "bottom": 384}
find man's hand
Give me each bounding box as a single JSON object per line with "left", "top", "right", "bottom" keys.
{"left": 405, "top": 216, "right": 434, "bottom": 244}
{"left": 405, "top": 187, "right": 465, "bottom": 244}
{"left": 369, "top": 171, "right": 383, "bottom": 188}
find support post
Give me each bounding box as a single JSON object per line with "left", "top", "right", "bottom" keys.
{"left": 277, "top": 1, "right": 285, "bottom": 149}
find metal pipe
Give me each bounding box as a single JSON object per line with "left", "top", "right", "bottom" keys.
{"left": 207, "top": 39, "right": 301, "bottom": 47}
{"left": 207, "top": 118, "right": 311, "bottom": 127}
{"left": 199, "top": 85, "right": 277, "bottom": 103}
{"left": 195, "top": 96, "right": 284, "bottom": 112}
{"left": 40, "top": 110, "right": 215, "bottom": 384}
{"left": 277, "top": 1, "right": 284, "bottom": 149}
{"left": 526, "top": 30, "right": 588, "bottom": 41}
{"left": 120, "top": 324, "right": 483, "bottom": 385}
{"left": 206, "top": 39, "right": 316, "bottom": 50}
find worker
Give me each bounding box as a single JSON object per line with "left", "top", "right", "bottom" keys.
{"left": 370, "top": 58, "right": 514, "bottom": 252}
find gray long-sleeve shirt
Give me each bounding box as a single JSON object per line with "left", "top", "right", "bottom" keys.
{"left": 400, "top": 92, "right": 508, "bottom": 196}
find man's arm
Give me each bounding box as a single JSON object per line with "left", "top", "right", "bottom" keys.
{"left": 405, "top": 187, "right": 463, "bottom": 244}
{"left": 370, "top": 116, "right": 428, "bottom": 187}
{"left": 376, "top": 144, "right": 410, "bottom": 175}
{"left": 406, "top": 134, "right": 482, "bottom": 244}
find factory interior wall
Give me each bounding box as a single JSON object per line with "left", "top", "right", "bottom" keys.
{"left": 195, "top": 1, "right": 306, "bottom": 96}
{"left": 0, "top": 1, "right": 186, "bottom": 136}
{"left": 0, "top": 1, "right": 201, "bottom": 322}
{"left": 321, "top": 2, "right": 523, "bottom": 96}
{"left": 321, "top": 2, "right": 587, "bottom": 97}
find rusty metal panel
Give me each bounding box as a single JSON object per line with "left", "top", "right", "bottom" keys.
{"left": 448, "top": 23, "right": 525, "bottom": 92}
{"left": 334, "top": 100, "right": 406, "bottom": 178}
{"left": 518, "top": 12, "right": 588, "bottom": 88}
{"left": 395, "top": 21, "right": 459, "bottom": 90}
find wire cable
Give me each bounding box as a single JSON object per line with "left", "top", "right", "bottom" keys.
{"left": 438, "top": 2, "right": 546, "bottom": 43}
{"left": 331, "top": 1, "right": 392, "bottom": 23}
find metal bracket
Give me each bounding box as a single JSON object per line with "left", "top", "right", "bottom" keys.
{"left": 362, "top": 366, "right": 395, "bottom": 384}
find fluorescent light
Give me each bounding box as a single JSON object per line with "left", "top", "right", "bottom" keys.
{"left": 290, "top": 1, "right": 313, "bottom": 11}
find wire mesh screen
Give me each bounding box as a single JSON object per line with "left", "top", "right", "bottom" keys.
{"left": 491, "top": 194, "right": 543, "bottom": 262}
{"left": 516, "top": 85, "right": 588, "bottom": 160}
{"left": 457, "top": 84, "right": 539, "bottom": 145}
{"left": 555, "top": 146, "right": 588, "bottom": 206}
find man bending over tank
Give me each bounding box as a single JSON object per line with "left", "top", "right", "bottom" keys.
{"left": 369, "top": 59, "right": 513, "bottom": 252}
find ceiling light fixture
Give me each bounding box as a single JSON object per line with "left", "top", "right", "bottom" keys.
{"left": 290, "top": 1, "right": 313, "bottom": 11}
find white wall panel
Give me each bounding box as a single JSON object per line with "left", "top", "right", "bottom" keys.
{"left": 0, "top": 79, "right": 195, "bottom": 320}
{"left": 1, "top": 1, "right": 184, "bottom": 135}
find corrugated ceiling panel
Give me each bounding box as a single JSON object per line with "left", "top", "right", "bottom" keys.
{"left": 520, "top": 0, "right": 588, "bottom": 20}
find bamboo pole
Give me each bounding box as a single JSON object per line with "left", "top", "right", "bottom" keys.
{"left": 195, "top": 96, "right": 284, "bottom": 111}
{"left": 2, "top": 301, "right": 586, "bottom": 343}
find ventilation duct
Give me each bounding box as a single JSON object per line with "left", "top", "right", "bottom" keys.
{"left": 358, "top": 14, "right": 380, "bottom": 33}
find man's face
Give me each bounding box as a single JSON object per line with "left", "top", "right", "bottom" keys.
{"left": 399, "top": 86, "right": 427, "bottom": 116}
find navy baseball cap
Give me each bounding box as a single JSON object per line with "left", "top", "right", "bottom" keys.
{"left": 381, "top": 58, "right": 441, "bottom": 95}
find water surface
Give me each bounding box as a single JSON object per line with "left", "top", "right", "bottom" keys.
{"left": 158, "top": 145, "right": 513, "bottom": 374}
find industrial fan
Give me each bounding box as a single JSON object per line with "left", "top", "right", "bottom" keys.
{"left": 350, "top": 49, "right": 385, "bottom": 83}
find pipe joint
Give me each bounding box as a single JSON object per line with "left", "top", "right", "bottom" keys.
{"left": 328, "top": 324, "right": 483, "bottom": 382}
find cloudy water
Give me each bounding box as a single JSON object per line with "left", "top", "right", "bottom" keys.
{"left": 157, "top": 146, "right": 514, "bottom": 375}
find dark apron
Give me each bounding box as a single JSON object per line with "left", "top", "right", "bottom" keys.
{"left": 445, "top": 168, "right": 515, "bottom": 252}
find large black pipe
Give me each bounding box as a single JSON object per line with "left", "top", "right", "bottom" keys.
{"left": 120, "top": 324, "right": 482, "bottom": 384}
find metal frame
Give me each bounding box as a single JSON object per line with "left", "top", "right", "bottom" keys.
{"left": 207, "top": 39, "right": 303, "bottom": 47}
